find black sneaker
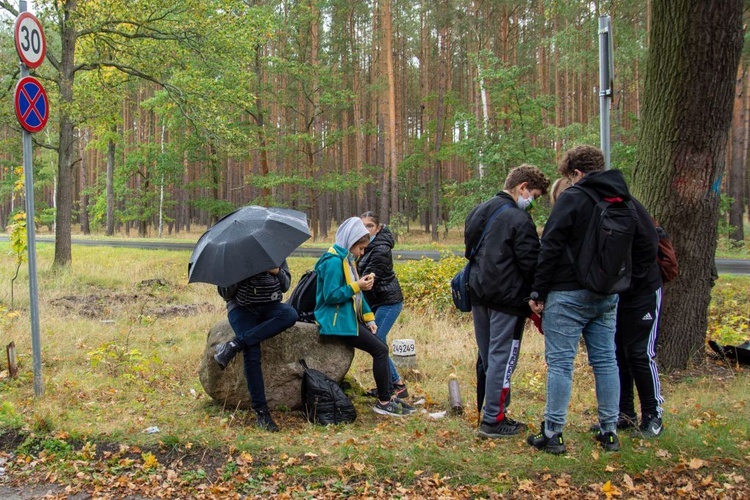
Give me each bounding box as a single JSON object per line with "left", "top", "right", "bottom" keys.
{"left": 394, "top": 383, "right": 409, "bottom": 399}
{"left": 255, "top": 409, "right": 280, "bottom": 432}
{"left": 594, "top": 431, "right": 620, "bottom": 451}
{"left": 395, "top": 398, "right": 416, "bottom": 415}
{"left": 477, "top": 417, "right": 526, "bottom": 438}
{"left": 589, "top": 415, "right": 636, "bottom": 433}
{"left": 365, "top": 388, "right": 378, "bottom": 398}
{"left": 637, "top": 415, "right": 663, "bottom": 438}
{"left": 214, "top": 340, "right": 240, "bottom": 370}
{"left": 526, "top": 422, "right": 566, "bottom": 454}
{"left": 373, "top": 399, "right": 411, "bottom": 417}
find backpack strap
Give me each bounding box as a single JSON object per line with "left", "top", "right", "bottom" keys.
{"left": 469, "top": 202, "right": 514, "bottom": 260}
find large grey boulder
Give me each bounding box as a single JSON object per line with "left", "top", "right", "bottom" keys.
{"left": 199, "top": 320, "right": 355, "bottom": 410}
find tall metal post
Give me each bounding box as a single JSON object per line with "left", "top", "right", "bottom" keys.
{"left": 598, "top": 15, "right": 614, "bottom": 170}
{"left": 19, "top": 0, "right": 44, "bottom": 397}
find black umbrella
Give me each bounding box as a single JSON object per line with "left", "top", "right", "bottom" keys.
{"left": 188, "top": 206, "right": 311, "bottom": 287}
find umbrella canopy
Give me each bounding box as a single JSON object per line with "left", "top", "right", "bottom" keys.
{"left": 188, "top": 206, "right": 311, "bottom": 287}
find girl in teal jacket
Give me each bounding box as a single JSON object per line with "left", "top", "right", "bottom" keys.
{"left": 314, "top": 217, "right": 414, "bottom": 417}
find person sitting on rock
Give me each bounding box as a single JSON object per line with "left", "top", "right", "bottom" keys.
{"left": 213, "top": 260, "right": 298, "bottom": 432}
{"left": 314, "top": 217, "right": 415, "bottom": 417}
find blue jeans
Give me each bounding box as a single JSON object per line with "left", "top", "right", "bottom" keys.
{"left": 542, "top": 289, "right": 620, "bottom": 434}
{"left": 228, "top": 302, "right": 298, "bottom": 411}
{"left": 374, "top": 302, "right": 403, "bottom": 384}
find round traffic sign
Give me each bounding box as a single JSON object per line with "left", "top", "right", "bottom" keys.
{"left": 14, "top": 76, "right": 49, "bottom": 133}
{"left": 14, "top": 12, "right": 46, "bottom": 69}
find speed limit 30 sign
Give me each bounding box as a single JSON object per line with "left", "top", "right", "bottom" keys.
{"left": 14, "top": 12, "right": 46, "bottom": 69}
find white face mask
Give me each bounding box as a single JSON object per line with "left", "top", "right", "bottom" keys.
{"left": 516, "top": 194, "right": 534, "bottom": 211}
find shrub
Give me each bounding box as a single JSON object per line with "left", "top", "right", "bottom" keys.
{"left": 707, "top": 277, "right": 750, "bottom": 347}
{"left": 397, "top": 253, "right": 465, "bottom": 317}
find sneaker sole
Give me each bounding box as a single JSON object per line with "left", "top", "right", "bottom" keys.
{"left": 373, "top": 407, "right": 407, "bottom": 417}
{"left": 543, "top": 445, "right": 567, "bottom": 455}
{"left": 477, "top": 428, "right": 522, "bottom": 438}
{"left": 527, "top": 439, "right": 567, "bottom": 454}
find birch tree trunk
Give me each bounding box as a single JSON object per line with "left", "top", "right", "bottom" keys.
{"left": 633, "top": 0, "right": 743, "bottom": 370}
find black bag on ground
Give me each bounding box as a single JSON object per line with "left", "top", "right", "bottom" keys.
{"left": 566, "top": 186, "right": 638, "bottom": 294}
{"left": 299, "top": 359, "right": 357, "bottom": 425}
{"left": 286, "top": 270, "right": 317, "bottom": 322}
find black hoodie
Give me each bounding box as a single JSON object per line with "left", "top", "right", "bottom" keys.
{"left": 531, "top": 169, "right": 657, "bottom": 301}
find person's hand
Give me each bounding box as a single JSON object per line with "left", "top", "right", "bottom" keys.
{"left": 358, "top": 273, "right": 375, "bottom": 291}
{"left": 528, "top": 299, "right": 544, "bottom": 314}
{"left": 267, "top": 267, "right": 280, "bottom": 275}
{"left": 368, "top": 323, "right": 378, "bottom": 334}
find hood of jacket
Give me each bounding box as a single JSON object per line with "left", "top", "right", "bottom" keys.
{"left": 575, "top": 169, "right": 631, "bottom": 200}
{"left": 335, "top": 217, "right": 369, "bottom": 250}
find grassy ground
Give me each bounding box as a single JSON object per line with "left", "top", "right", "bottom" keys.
{"left": 0, "top": 244, "right": 748, "bottom": 498}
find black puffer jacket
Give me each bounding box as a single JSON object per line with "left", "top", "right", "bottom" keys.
{"left": 357, "top": 226, "right": 404, "bottom": 310}
{"left": 464, "top": 192, "right": 540, "bottom": 316}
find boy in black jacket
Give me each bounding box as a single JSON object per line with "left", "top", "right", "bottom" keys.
{"left": 527, "top": 145, "right": 657, "bottom": 454}
{"left": 465, "top": 164, "right": 550, "bottom": 438}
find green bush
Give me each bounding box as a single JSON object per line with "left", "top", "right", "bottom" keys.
{"left": 397, "top": 253, "right": 465, "bottom": 317}
{"left": 707, "top": 276, "right": 750, "bottom": 346}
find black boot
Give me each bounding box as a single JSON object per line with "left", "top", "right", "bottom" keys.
{"left": 255, "top": 408, "right": 280, "bottom": 432}
{"left": 213, "top": 340, "right": 240, "bottom": 370}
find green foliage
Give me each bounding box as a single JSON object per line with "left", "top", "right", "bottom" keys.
{"left": 707, "top": 276, "right": 750, "bottom": 347}
{"left": 397, "top": 254, "right": 465, "bottom": 316}
{"left": 717, "top": 194, "right": 737, "bottom": 241}
{"left": 0, "top": 401, "right": 23, "bottom": 428}
{"left": 87, "top": 342, "right": 148, "bottom": 382}
{"left": 17, "top": 436, "right": 74, "bottom": 459}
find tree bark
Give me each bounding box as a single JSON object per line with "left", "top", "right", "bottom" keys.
{"left": 633, "top": 0, "right": 743, "bottom": 370}
{"left": 106, "top": 126, "right": 116, "bottom": 236}
{"left": 382, "top": 0, "right": 399, "bottom": 223}
{"left": 78, "top": 129, "right": 90, "bottom": 235}
{"left": 728, "top": 62, "right": 747, "bottom": 243}
{"left": 54, "top": 0, "right": 79, "bottom": 267}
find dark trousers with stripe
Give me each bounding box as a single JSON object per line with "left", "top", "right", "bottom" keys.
{"left": 615, "top": 288, "right": 664, "bottom": 420}
{"left": 473, "top": 305, "right": 525, "bottom": 423}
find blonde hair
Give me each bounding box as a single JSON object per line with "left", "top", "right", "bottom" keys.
{"left": 550, "top": 177, "right": 572, "bottom": 205}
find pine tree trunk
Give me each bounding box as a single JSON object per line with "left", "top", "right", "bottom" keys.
{"left": 78, "top": 129, "right": 90, "bottom": 235}
{"left": 728, "top": 63, "right": 747, "bottom": 243}
{"left": 633, "top": 0, "right": 743, "bottom": 370}
{"left": 105, "top": 126, "right": 116, "bottom": 236}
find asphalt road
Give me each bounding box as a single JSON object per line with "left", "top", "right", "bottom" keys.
{"left": 3, "top": 235, "right": 748, "bottom": 275}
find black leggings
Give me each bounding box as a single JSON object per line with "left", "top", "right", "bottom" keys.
{"left": 335, "top": 323, "right": 393, "bottom": 401}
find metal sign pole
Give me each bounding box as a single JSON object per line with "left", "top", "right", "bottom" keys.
{"left": 19, "top": 0, "right": 44, "bottom": 397}
{"left": 598, "top": 15, "right": 614, "bottom": 170}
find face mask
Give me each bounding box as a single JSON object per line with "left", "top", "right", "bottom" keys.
{"left": 517, "top": 194, "right": 534, "bottom": 211}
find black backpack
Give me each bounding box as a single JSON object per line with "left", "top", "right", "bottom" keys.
{"left": 217, "top": 283, "right": 240, "bottom": 301}
{"left": 286, "top": 270, "right": 317, "bottom": 323}
{"left": 299, "top": 359, "right": 357, "bottom": 425}
{"left": 566, "top": 186, "right": 638, "bottom": 295}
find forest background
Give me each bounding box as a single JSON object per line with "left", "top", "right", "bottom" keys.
{"left": 0, "top": 0, "right": 748, "bottom": 371}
